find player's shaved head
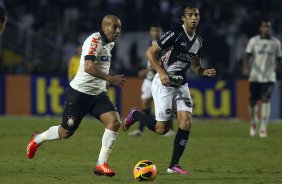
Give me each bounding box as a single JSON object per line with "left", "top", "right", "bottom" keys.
{"left": 101, "top": 15, "right": 121, "bottom": 42}
{"left": 102, "top": 15, "right": 119, "bottom": 27}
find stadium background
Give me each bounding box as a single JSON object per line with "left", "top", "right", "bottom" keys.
{"left": 0, "top": 0, "right": 282, "bottom": 119}
{"left": 1, "top": 1, "right": 282, "bottom": 184}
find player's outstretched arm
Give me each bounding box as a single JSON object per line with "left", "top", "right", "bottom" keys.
{"left": 191, "top": 57, "right": 216, "bottom": 77}
{"left": 84, "top": 60, "right": 126, "bottom": 87}
{"left": 146, "top": 44, "right": 170, "bottom": 86}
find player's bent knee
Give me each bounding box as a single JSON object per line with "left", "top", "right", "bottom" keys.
{"left": 113, "top": 120, "right": 121, "bottom": 129}
{"left": 59, "top": 131, "right": 73, "bottom": 139}
{"left": 155, "top": 125, "right": 169, "bottom": 135}
{"left": 107, "top": 118, "right": 121, "bottom": 131}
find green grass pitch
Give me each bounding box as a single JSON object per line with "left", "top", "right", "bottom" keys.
{"left": 0, "top": 116, "right": 282, "bottom": 184}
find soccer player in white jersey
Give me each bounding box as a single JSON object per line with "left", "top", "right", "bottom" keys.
{"left": 243, "top": 18, "right": 282, "bottom": 138}
{"left": 123, "top": 3, "right": 216, "bottom": 174}
{"left": 26, "top": 15, "right": 126, "bottom": 177}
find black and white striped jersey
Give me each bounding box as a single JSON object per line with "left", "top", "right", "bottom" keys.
{"left": 157, "top": 25, "right": 203, "bottom": 86}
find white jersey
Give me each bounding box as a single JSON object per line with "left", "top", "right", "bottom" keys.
{"left": 246, "top": 35, "right": 282, "bottom": 82}
{"left": 70, "top": 32, "right": 115, "bottom": 95}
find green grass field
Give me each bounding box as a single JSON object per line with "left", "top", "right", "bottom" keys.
{"left": 0, "top": 116, "right": 282, "bottom": 184}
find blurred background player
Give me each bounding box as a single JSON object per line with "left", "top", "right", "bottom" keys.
{"left": 128, "top": 24, "right": 175, "bottom": 137}
{"left": 0, "top": 6, "right": 7, "bottom": 35}
{"left": 26, "top": 15, "right": 126, "bottom": 177}
{"left": 243, "top": 18, "right": 282, "bottom": 138}
{"left": 68, "top": 45, "right": 82, "bottom": 81}
{"left": 123, "top": 3, "right": 216, "bottom": 174}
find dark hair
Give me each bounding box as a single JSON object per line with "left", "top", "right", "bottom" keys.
{"left": 260, "top": 17, "right": 272, "bottom": 24}
{"left": 150, "top": 23, "right": 162, "bottom": 28}
{"left": 257, "top": 17, "right": 273, "bottom": 28}
{"left": 176, "top": 3, "right": 199, "bottom": 23}
{"left": 0, "top": 6, "right": 7, "bottom": 22}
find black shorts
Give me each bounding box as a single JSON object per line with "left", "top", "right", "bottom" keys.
{"left": 61, "top": 87, "right": 117, "bottom": 132}
{"left": 249, "top": 82, "right": 274, "bottom": 101}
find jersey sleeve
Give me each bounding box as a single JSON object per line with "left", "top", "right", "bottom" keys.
{"left": 157, "top": 31, "right": 178, "bottom": 50}
{"left": 245, "top": 37, "right": 255, "bottom": 54}
{"left": 84, "top": 35, "right": 102, "bottom": 61}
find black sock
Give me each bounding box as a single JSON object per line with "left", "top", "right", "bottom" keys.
{"left": 138, "top": 109, "right": 150, "bottom": 131}
{"left": 133, "top": 111, "right": 156, "bottom": 132}
{"left": 169, "top": 128, "right": 190, "bottom": 168}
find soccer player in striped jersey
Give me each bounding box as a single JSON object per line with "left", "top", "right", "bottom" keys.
{"left": 123, "top": 3, "right": 216, "bottom": 174}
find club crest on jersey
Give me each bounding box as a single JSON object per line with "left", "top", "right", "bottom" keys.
{"left": 67, "top": 116, "right": 75, "bottom": 127}
{"left": 189, "top": 38, "right": 200, "bottom": 54}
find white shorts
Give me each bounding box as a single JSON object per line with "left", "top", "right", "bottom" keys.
{"left": 141, "top": 79, "right": 153, "bottom": 100}
{"left": 151, "top": 82, "right": 193, "bottom": 121}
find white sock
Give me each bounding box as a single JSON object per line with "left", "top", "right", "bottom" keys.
{"left": 97, "top": 129, "right": 118, "bottom": 165}
{"left": 260, "top": 102, "right": 270, "bottom": 132}
{"left": 248, "top": 105, "right": 258, "bottom": 127}
{"left": 34, "top": 126, "right": 60, "bottom": 144}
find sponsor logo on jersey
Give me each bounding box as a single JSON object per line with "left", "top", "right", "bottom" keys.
{"left": 177, "top": 53, "right": 191, "bottom": 61}
{"left": 258, "top": 45, "right": 274, "bottom": 56}
{"left": 88, "top": 37, "right": 100, "bottom": 55}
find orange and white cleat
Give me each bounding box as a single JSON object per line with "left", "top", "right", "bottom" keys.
{"left": 26, "top": 131, "right": 40, "bottom": 159}
{"left": 94, "top": 162, "right": 116, "bottom": 177}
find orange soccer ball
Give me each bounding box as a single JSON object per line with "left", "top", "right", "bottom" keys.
{"left": 133, "top": 160, "right": 157, "bottom": 181}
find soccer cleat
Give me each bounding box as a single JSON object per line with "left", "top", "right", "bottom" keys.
{"left": 250, "top": 125, "right": 257, "bottom": 137}
{"left": 94, "top": 162, "right": 116, "bottom": 177}
{"left": 122, "top": 107, "right": 138, "bottom": 131}
{"left": 128, "top": 129, "right": 144, "bottom": 136}
{"left": 259, "top": 130, "right": 268, "bottom": 138}
{"left": 163, "top": 129, "right": 175, "bottom": 137}
{"left": 26, "top": 131, "right": 40, "bottom": 159}
{"left": 167, "top": 165, "right": 191, "bottom": 174}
